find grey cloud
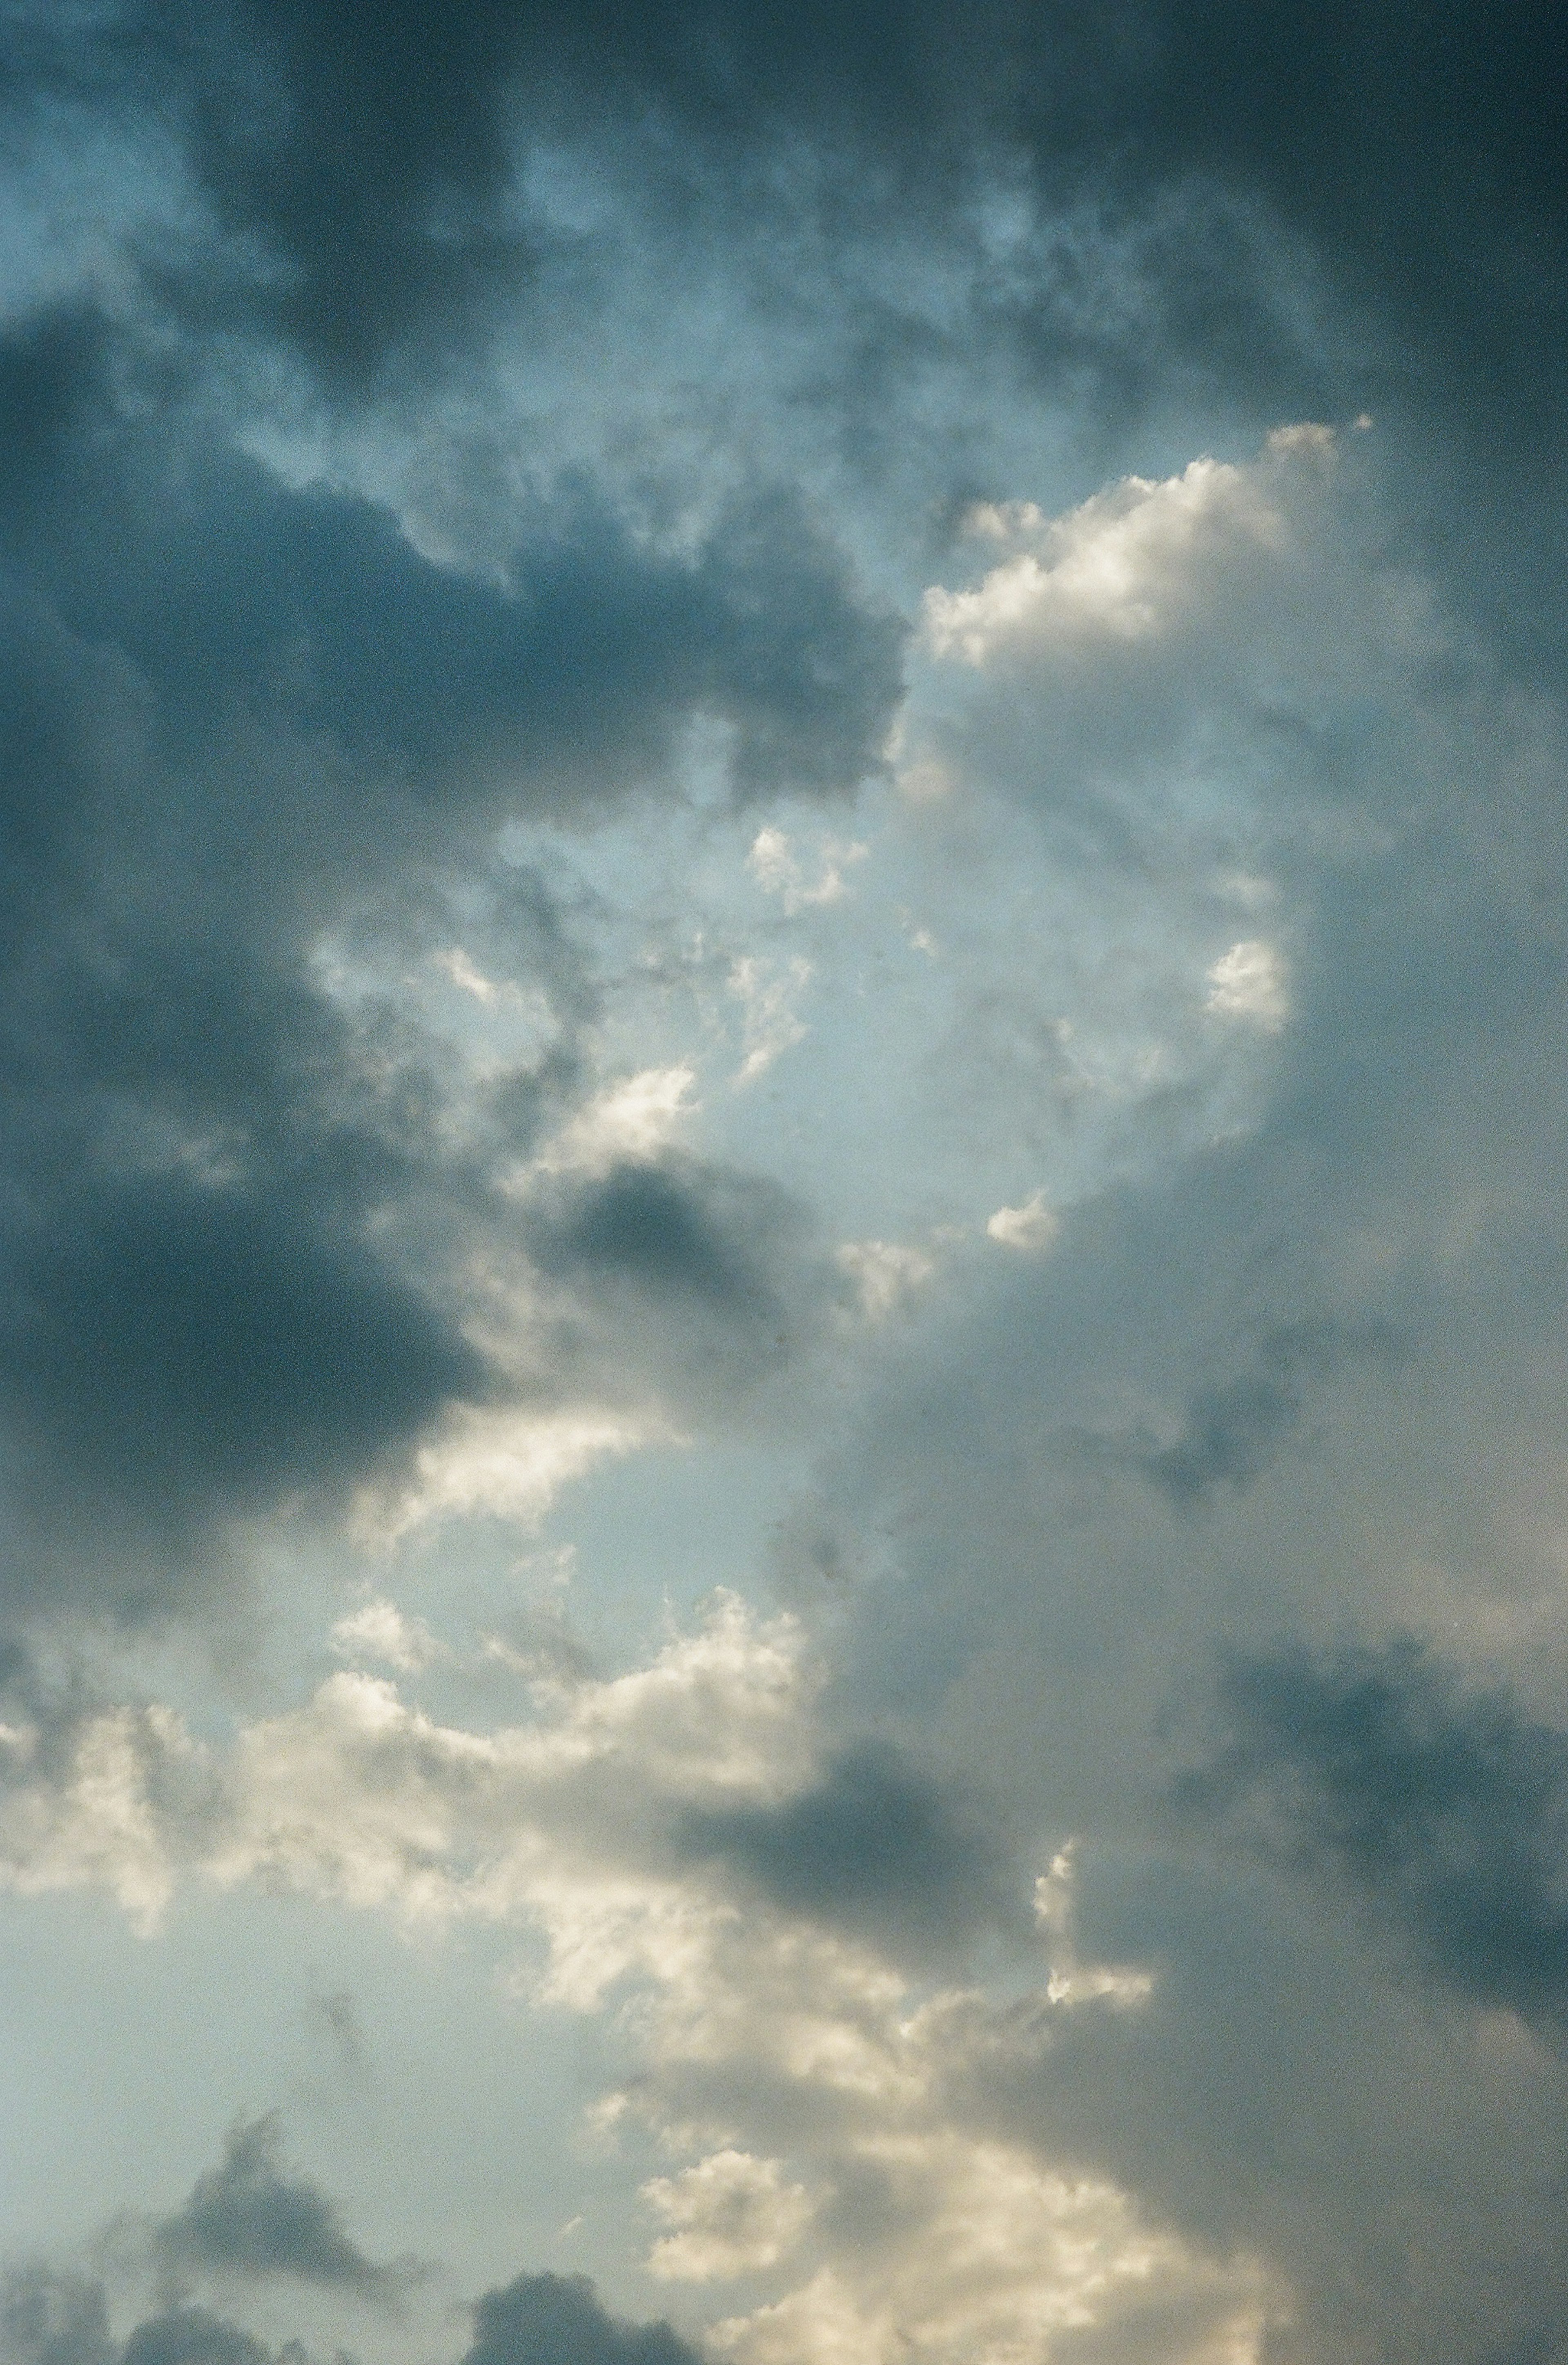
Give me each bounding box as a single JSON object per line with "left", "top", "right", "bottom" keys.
{"left": 0, "top": 2284, "right": 276, "bottom": 2365}
{"left": 0, "top": 2274, "right": 114, "bottom": 2365}
{"left": 461, "top": 2271, "right": 699, "bottom": 2365}
{"left": 0, "top": 308, "right": 904, "bottom": 813}
{"left": 968, "top": 1846, "right": 1568, "bottom": 2365}
{"left": 681, "top": 1738, "right": 1016, "bottom": 1956}
{"left": 0, "top": 292, "right": 898, "bottom": 1623}
{"left": 1, "top": 2269, "right": 698, "bottom": 2365}
{"left": 12, "top": 0, "right": 1564, "bottom": 475}
{"left": 155, "top": 2117, "right": 412, "bottom": 2299}
{"left": 1069, "top": 1325, "right": 1393, "bottom": 1508}
{"left": 120, "top": 2316, "right": 275, "bottom": 2365}
{"left": 532, "top": 1161, "right": 794, "bottom": 1321}
{"left": 1178, "top": 1639, "right": 1568, "bottom": 2025}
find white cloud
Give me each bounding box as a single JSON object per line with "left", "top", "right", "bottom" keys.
{"left": 714, "top": 2138, "right": 1267, "bottom": 2365}
{"left": 352, "top": 1405, "right": 665, "bottom": 1543}
{"left": 1205, "top": 940, "right": 1288, "bottom": 1031}
{"left": 0, "top": 1704, "right": 198, "bottom": 1935}
{"left": 729, "top": 955, "right": 812, "bottom": 1085}
{"left": 0, "top": 1598, "right": 1274, "bottom": 2362}
{"left": 330, "top": 1596, "right": 444, "bottom": 1672}
{"left": 643, "top": 2149, "right": 813, "bottom": 2281}
{"left": 748, "top": 828, "right": 869, "bottom": 914}
{"left": 527, "top": 1065, "right": 700, "bottom": 1176}
{"left": 433, "top": 946, "right": 528, "bottom": 1007}
{"left": 922, "top": 452, "right": 1297, "bottom": 666}
{"left": 985, "top": 1193, "right": 1059, "bottom": 1254}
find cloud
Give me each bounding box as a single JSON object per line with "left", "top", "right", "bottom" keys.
{"left": 0, "top": 2269, "right": 698, "bottom": 2365}
{"left": 679, "top": 1739, "right": 1014, "bottom": 1955}
{"left": 985, "top": 1192, "right": 1058, "bottom": 1254}
{"left": 924, "top": 459, "right": 1290, "bottom": 664}
{"left": 0, "top": 1601, "right": 1267, "bottom": 2360}
{"left": 0, "top": 298, "right": 903, "bottom": 1624}
{"left": 1203, "top": 941, "right": 1287, "bottom": 1031}
{"left": 0, "top": 2281, "right": 290, "bottom": 2365}
{"left": 154, "top": 2116, "right": 413, "bottom": 2299}
{"left": 533, "top": 1162, "right": 786, "bottom": 1317}
{"left": 18, "top": 0, "right": 1564, "bottom": 477}
{"left": 1178, "top": 1638, "right": 1568, "bottom": 2026}
{"left": 6, "top": 12, "right": 1568, "bottom": 2362}
{"left": 329, "top": 1597, "right": 444, "bottom": 1675}
{"left": 461, "top": 2272, "right": 699, "bottom": 2365}
{"left": 642, "top": 2151, "right": 812, "bottom": 2282}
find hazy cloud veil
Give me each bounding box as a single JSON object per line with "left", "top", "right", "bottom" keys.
{"left": 2, "top": 6, "right": 1567, "bottom": 2364}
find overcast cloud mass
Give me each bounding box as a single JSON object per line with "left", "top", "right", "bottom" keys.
{"left": 2, "top": 5, "right": 1567, "bottom": 2362}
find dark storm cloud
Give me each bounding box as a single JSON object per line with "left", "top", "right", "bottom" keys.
{"left": 12, "top": 0, "right": 1564, "bottom": 467}
{"left": 532, "top": 1160, "right": 793, "bottom": 1319}
{"left": 681, "top": 1739, "right": 1014, "bottom": 1954}
{"left": 0, "top": 293, "right": 899, "bottom": 1622}
{"left": 155, "top": 2116, "right": 411, "bottom": 2297}
{"left": 0, "top": 306, "right": 903, "bottom": 809}
{"left": 1178, "top": 1638, "right": 1568, "bottom": 2025}
{"left": 461, "top": 2271, "right": 699, "bottom": 2365}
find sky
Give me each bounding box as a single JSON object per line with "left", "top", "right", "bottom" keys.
{"left": 2, "top": 6, "right": 1568, "bottom": 2363}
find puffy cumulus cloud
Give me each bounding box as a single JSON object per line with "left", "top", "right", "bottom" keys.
{"left": 1202, "top": 942, "right": 1286, "bottom": 1032}
{"left": 642, "top": 2151, "right": 812, "bottom": 2283}
{"left": 985, "top": 1194, "right": 1058, "bottom": 1255}
{"left": 764, "top": 439, "right": 1568, "bottom": 2357}
{"left": 0, "top": 1598, "right": 1271, "bottom": 2364}
{"left": 909, "top": 426, "right": 1370, "bottom": 853}
{"left": 710, "top": 2138, "right": 1266, "bottom": 2365}
{"left": 923, "top": 457, "right": 1292, "bottom": 664}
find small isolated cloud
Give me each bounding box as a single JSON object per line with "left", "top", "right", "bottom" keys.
{"left": 1204, "top": 941, "right": 1287, "bottom": 1031}
{"left": 642, "top": 2151, "right": 812, "bottom": 2283}
{"left": 432, "top": 949, "right": 525, "bottom": 1008}
{"left": 155, "top": 2116, "right": 413, "bottom": 2299}
{"left": 986, "top": 1192, "right": 1059, "bottom": 1254}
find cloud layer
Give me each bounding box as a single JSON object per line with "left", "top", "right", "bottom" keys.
{"left": 6, "top": 7, "right": 1568, "bottom": 2363}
